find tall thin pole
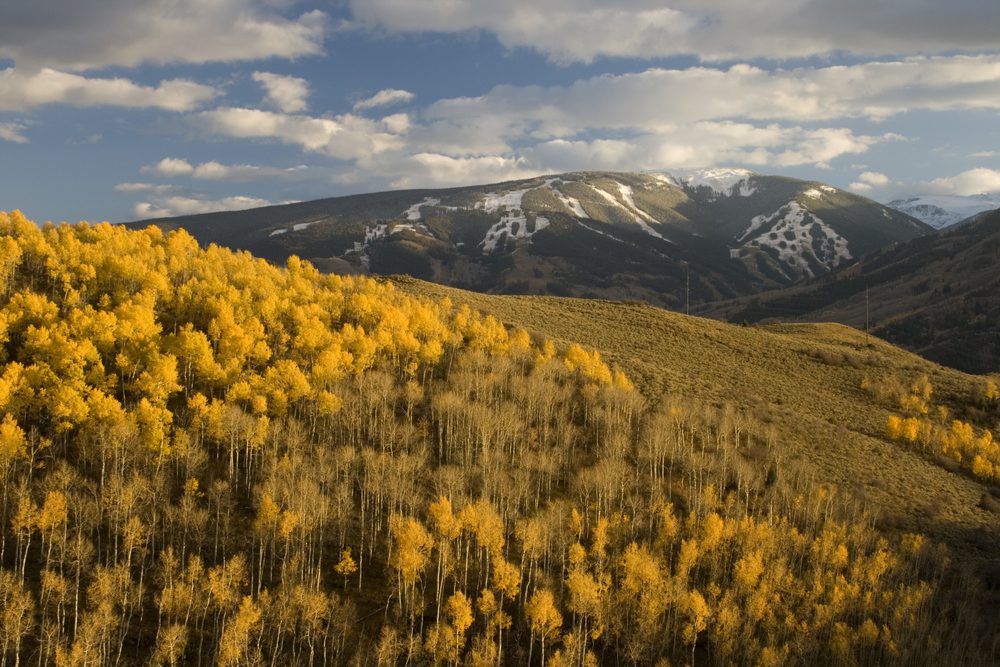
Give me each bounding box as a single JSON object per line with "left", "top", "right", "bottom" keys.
{"left": 685, "top": 264, "right": 690, "bottom": 316}
{"left": 865, "top": 284, "right": 870, "bottom": 346}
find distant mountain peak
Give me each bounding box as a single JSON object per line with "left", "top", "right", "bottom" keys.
{"left": 674, "top": 167, "right": 758, "bottom": 200}
{"left": 886, "top": 193, "right": 1000, "bottom": 229}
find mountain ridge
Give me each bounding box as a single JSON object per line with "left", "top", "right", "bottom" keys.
{"left": 886, "top": 193, "right": 1000, "bottom": 229}
{"left": 701, "top": 208, "right": 1000, "bottom": 373}
{"left": 129, "top": 169, "right": 930, "bottom": 310}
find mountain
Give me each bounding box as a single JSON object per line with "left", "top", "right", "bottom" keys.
{"left": 886, "top": 194, "right": 1000, "bottom": 229}
{"left": 702, "top": 208, "right": 1000, "bottom": 373}
{"left": 130, "top": 170, "right": 929, "bottom": 309}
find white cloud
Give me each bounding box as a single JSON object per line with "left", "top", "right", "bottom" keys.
{"left": 347, "top": 0, "right": 1000, "bottom": 63}
{"left": 422, "top": 57, "right": 1000, "bottom": 142}
{"left": 181, "top": 55, "right": 1000, "bottom": 194}
{"left": 143, "top": 157, "right": 195, "bottom": 177}
{"left": 131, "top": 194, "right": 274, "bottom": 219}
{"left": 115, "top": 182, "right": 176, "bottom": 193}
{"left": 849, "top": 182, "right": 873, "bottom": 193}
{"left": 194, "top": 107, "right": 404, "bottom": 161}
{"left": 0, "top": 67, "right": 218, "bottom": 112}
{"left": 0, "top": 122, "right": 30, "bottom": 144}
{"left": 253, "top": 72, "right": 309, "bottom": 113}
{"left": 519, "top": 123, "right": 888, "bottom": 173}
{"left": 858, "top": 171, "right": 890, "bottom": 186}
{"left": 923, "top": 168, "right": 1000, "bottom": 195}
{"left": 0, "top": 1, "right": 327, "bottom": 71}
{"left": 353, "top": 89, "right": 415, "bottom": 111}
{"left": 391, "top": 154, "right": 541, "bottom": 189}
{"left": 117, "top": 180, "right": 280, "bottom": 218}
{"left": 141, "top": 158, "right": 337, "bottom": 182}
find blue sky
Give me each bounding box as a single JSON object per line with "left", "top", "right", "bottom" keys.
{"left": 1, "top": 0, "right": 1000, "bottom": 223}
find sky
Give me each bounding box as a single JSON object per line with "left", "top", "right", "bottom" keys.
{"left": 1, "top": 0, "right": 1000, "bottom": 223}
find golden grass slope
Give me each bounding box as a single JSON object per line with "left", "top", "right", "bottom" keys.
{"left": 393, "top": 276, "right": 1000, "bottom": 558}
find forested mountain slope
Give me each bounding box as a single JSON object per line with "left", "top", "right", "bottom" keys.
{"left": 0, "top": 210, "right": 994, "bottom": 665}
{"left": 130, "top": 170, "right": 929, "bottom": 310}
{"left": 701, "top": 208, "right": 1000, "bottom": 373}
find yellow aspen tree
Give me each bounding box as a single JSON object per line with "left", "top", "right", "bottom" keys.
{"left": 566, "top": 567, "right": 602, "bottom": 655}
{"left": 428, "top": 495, "right": 460, "bottom": 622}
{"left": 216, "top": 595, "right": 261, "bottom": 667}
{"left": 445, "top": 591, "right": 474, "bottom": 662}
{"left": 476, "top": 588, "right": 511, "bottom": 664}
{"left": 0, "top": 569, "right": 35, "bottom": 667}
{"left": 37, "top": 490, "right": 67, "bottom": 568}
{"left": 334, "top": 547, "right": 357, "bottom": 589}
{"left": 151, "top": 624, "right": 188, "bottom": 667}
{"left": 389, "top": 514, "right": 433, "bottom": 618}
{"left": 684, "top": 590, "right": 710, "bottom": 667}
{"left": 11, "top": 494, "right": 37, "bottom": 584}
{"left": 700, "top": 512, "right": 725, "bottom": 552}
{"left": 886, "top": 415, "right": 903, "bottom": 440}
{"left": 525, "top": 588, "right": 563, "bottom": 667}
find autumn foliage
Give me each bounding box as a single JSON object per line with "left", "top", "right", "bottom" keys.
{"left": 0, "top": 211, "right": 990, "bottom": 665}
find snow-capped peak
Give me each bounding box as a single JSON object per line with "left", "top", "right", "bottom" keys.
{"left": 678, "top": 168, "right": 757, "bottom": 199}
{"left": 886, "top": 194, "right": 1000, "bottom": 229}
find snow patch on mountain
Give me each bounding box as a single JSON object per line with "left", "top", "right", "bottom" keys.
{"left": 682, "top": 168, "right": 757, "bottom": 200}
{"left": 269, "top": 220, "right": 317, "bottom": 236}
{"left": 477, "top": 187, "right": 530, "bottom": 216}
{"left": 588, "top": 183, "right": 667, "bottom": 241}
{"left": 391, "top": 221, "right": 431, "bottom": 236}
{"left": 736, "top": 201, "right": 850, "bottom": 278}
{"left": 650, "top": 173, "right": 683, "bottom": 188}
{"left": 402, "top": 197, "right": 440, "bottom": 221}
{"left": 886, "top": 194, "right": 1000, "bottom": 229}
{"left": 550, "top": 185, "right": 588, "bottom": 218}
{"left": 346, "top": 223, "right": 389, "bottom": 269}
{"left": 475, "top": 186, "right": 552, "bottom": 253}
{"left": 481, "top": 213, "right": 549, "bottom": 253}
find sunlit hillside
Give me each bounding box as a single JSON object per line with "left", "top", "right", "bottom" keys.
{"left": 0, "top": 211, "right": 995, "bottom": 666}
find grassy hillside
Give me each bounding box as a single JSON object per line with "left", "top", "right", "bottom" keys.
{"left": 702, "top": 209, "right": 1000, "bottom": 373}
{"left": 393, "top": 276, "right": 1000, "bottom": 552}
{"left": 0, "top": 211, "right": 994, "bottom": 665}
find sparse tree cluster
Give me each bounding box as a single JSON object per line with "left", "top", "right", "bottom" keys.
{"left": 864, "top": 373, "right": 1000, "bottom": 482}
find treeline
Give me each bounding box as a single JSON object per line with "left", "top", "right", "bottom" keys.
{"left": 0, "top": 210, "right": 991, "bottom": 665}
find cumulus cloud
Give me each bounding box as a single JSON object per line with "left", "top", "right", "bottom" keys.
{"left": 143, "top": 157, "right": 195, "bottom": 177}
{"left": 0, "top": 67, "right": 218, "bottom": 112}
{"left": 114, "top": 182, "right": 181, "bottom": 195}
{"left": 131, "top": 193, "right": 274, "bottom": 219}
{"left": 194, "top": 107, "right": 405, "bottom": 161}
{"left": 353, "top": 89, "right": 416, "bottom": 111}
{"left": 390, "top": 154, "right": 541, "bottom": 189}
{"left": 0, "top": 122, "right": 30, "bottom": 144}
{"left": 923, "top": 168, "right": 1000, "bottom": 195}
{"left": 253, "top": 72, "right": 310, "bottom": 113}
{"left": 858, "top": 171, "right": 890, "bottom": 186}
{"left": 169, "top": 54, "right": 1000, "bottom": 194}
{"left": 141, "top": 158, "right": 338, "bottom": 182}
{"left": 0, "top": 0, "right": 327, "bottom": 71}
{"left": 347, "top": 0, "right": 1000, "bottom": 63}
{"left": 422, "top": 57, "right": 1000, "bottom": 143}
